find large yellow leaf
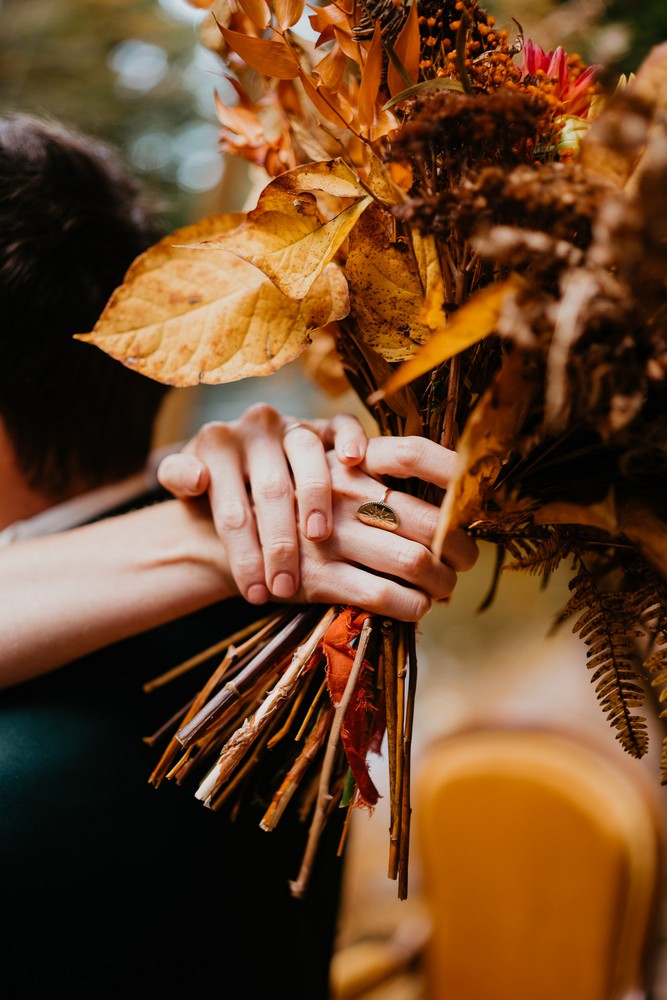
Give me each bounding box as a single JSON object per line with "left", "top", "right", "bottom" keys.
{"left": 370, "top": 274, "right": 526, "bottom": 402}
{"left": 75, "top": 217, "right": 349, "bottom": 387}
{"left": 345, "top": 204, "right": 432, "bottom": 362}
{"left": 195, "top": 161, "right": 371, "bottom": 299}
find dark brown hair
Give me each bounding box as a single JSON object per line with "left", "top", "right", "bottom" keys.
{"left": 0, "top": 113, "right": 170, "bottom": 498}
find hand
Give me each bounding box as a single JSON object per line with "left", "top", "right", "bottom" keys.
{"left": 156, "top": 403, "right": 369, "bottom": 603}
{"left": 291, "top": 436, "right": 478, "bottom": 620}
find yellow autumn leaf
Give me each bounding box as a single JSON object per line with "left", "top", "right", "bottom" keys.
{"left": 410, "top": 230, "right": 446, "bottom": 329}
{"left": 195, "top": 161, "right": 371, "bottom": 299}
{"left": 75, "top": 217, "right": 349, "bottom": 387}
{"left": 370, "top": 273, "right": 526, "bottom": 402}
{"left": 345, "top": 204, "right": 432, "bottom": 362}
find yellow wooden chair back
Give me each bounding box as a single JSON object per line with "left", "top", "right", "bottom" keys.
{"left": 413, "top": 726, "right": 664, "bottom": 1000}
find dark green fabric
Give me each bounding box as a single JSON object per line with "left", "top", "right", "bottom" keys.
{"left": 0, "top": 507, "right": 345, "bottom": 998}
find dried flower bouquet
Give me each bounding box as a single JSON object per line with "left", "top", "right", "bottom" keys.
{"left": 77, "top": 0, "right": 667, "bottom": 897}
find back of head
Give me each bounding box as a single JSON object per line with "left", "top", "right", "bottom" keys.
{"left": 0, "top": 112, "right": 170, "bottom": 499}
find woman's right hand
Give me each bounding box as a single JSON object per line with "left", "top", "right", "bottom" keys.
{"left": 290, "top": 436, "right": 478, "bottom": 620}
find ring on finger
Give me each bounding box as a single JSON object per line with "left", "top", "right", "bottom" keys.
{"left": 282, "top": 420, "right": 315, "bottom": 439}
{"left": 356, "top": 486, "right": 400, "bottom": 531}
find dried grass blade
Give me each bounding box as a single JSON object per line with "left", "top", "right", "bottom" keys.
{"left": 388, "top": 626, "right": 407, "bottom": 880}
{"left": 177, "top": 606, "right": 325, "bottom": 747}
{"left": 142, "top": 612, "right": 281, "bottom": 692}
{"left": 194, "top": 606, "right": 337, "bottom": 803}
{"left": 398, "top": 622, "right": 417, "bottom": 899}
{"left": 260, "top": 704, "right": 336, "bottom": 831}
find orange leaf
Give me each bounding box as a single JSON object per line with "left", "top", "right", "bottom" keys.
{"left": 214, "top": 93, "right": 266, "bottom": 144}
{"left": 314, "top": 43, "right": 348, "bottom": 91}
{"left": 333, "top": 24, "right": 362, "bottom": 62}
{"left": 387, "top": 0, "right": 420, "bottom": 97}
{"left": 236, "top": 0, "right": 271, "bottom": 29}
{"left": 308, "top": 1, "right": 351, "bottom": 40}
{"left": 358, "top": 20, "right": 383, "bottom": 136}
{"left": 370, "top": 274, "right": 526, "bottom": 401}
{"left": 299, "top": 70, "right": 352, "bottom": 129}
{"left": 273, "top": 0, "right": 305, "bottom": 29}
{"left": 218, "top": 24, "right": 300, "bottom": 79}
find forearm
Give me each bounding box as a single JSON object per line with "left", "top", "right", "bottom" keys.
{"left": 1, "top": 499, "right": 238, "bottom": 687}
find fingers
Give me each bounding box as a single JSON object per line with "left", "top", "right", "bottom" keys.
{"left": 281, "top": 411, "right": 369, "bottom": 538}
{"left": 280, "top": 422, "right": 333, "bottom": 541}
{"left": 360, "top": 436, "right": 460, "bottom": 492}
{"left": 157, "top": 452, "right": 209, "bottom": 498}
{"left": 297, "top": 555, "right": 435, "bottom": 622}
{"left": 185, "top": 421, "right": 273, "bottom": 605}
{"left": 319, "top": 412, "right": 369, "bottom": 466}
{"left": 294, "top": 515, "right": 458, "bottom": 621}
{"left": 328, "top": 460, "right": 479, "bottom": 573}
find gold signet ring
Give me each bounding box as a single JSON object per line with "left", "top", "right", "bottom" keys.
{"left": 356, "top": 487, "right": 400, "bottom": 531}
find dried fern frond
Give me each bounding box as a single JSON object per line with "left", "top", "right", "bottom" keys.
{"left": 558, "top": 553, "right": 649, "bottom": 757}
{"left": 632, "top": 577, "right": 667, "bottom": 782}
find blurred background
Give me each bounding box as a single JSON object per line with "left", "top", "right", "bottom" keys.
{"left": 3, "top": 2, "right": 667, "bottom": 995}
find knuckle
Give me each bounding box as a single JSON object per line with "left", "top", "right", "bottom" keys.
{"left": 232, "top": 554, "right": 265, "bottom": 580}
{"left": 395, "top": 543, "right": 431, "bottom": 579}
{"left": 194, "top": 420, "right": 232, "bottom": 450}
{"left": 254, "top": 475, "right": 292, "bottom": 504}
{"left": 263, "top": 539, "right": 295, "bottom": 564}
{"left": 217, "top": 501, "right": 252, "bottom": 533}
{"left": 238, "top": 401, "right": 279, "bottom": 432}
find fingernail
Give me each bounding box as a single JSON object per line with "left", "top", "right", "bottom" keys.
{"left": 182, "top": 462, "right": 202, "bottom": 493}
{"left": 306, "top": 512, "right": 328, "bottom": 539}
{"left": 343, "top": 443, "right": 362, "bottom": 460}
{"left": 247, "top": 584, "right": 269, "bottom": 604}
{"left": 271, "top": 573, "right": 295, "bottom": 598}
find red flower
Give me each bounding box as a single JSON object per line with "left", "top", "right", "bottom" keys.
{"left": 521, "top": 38, "right": 600, "bottom": 118}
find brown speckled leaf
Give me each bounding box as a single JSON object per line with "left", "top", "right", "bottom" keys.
{"left": 346, "top": 203, "right": 431, "bottom": 362}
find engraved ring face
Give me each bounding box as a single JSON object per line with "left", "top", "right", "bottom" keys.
{"left": 356, "top": 500, "right": 400, "bottom": 531}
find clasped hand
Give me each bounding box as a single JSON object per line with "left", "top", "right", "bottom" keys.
{"left": 158, "top": 403, "right": 478, "bottom": 622}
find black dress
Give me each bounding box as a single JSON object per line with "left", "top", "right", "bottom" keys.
{"left": 0, "top": 498, "right": 345, "bottom": 999}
